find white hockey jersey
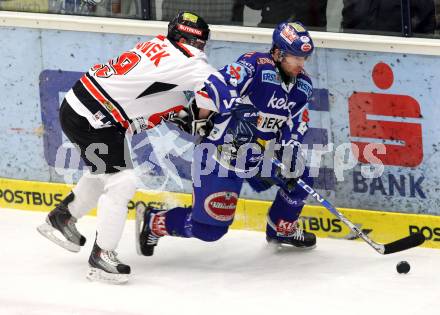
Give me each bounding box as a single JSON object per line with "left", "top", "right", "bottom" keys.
{"left": 65, "top": 35, "right": 217, "bottom": 131}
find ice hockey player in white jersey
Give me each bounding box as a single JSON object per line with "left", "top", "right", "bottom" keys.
{"left": 37, "top": 11, "right": 217, "bottom": 284}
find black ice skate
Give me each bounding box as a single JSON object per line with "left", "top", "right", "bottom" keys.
{"left": 37, "top": 193, "right": 86, "bottom": 252}
{"left": 267, "top": 222, "right": 316, "bottom": 250}
{"left": 87, "top": 240, "right": 130, "bottom": 284}
{"left": 135, "top": 205, "right": 164, "bottom": 256}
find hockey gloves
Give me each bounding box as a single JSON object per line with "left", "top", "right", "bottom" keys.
{"left": 221, "top": 103, "right": 259, "bottom": 160}
{"left": 254, "top": 157, "right": 299, "bottom": 192}
{"left": 271, "top": 142, "right": 307, "bottom": 192}
{"left": 229, "top": 103, "right": 259, "bottom": 145}
{"left": 169, "top": 99, "right": 215, "bottom": 137}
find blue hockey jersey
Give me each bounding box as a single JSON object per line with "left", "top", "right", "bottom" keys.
{"left": 200, "top": 51, "right": 313, "bottom": 168}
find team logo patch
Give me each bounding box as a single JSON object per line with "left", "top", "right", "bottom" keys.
{"left": 280, "top": 25, "right": 297, "bottom": 44}
{"left": 182, "top": 12, "right": 198, "bottom": 23}
{"left": 301, "top": 43, "right": 312, "bottom": 52}
{"left": 93, "top": 111, "right": 105, "bottom": 121}
{"left": 204, "top": 191, "right": 238, "bottom": 221}
{"left": 103, "top": 101, "right": 114, "bottom": 111}
{"left": 177, "top": 24, "right": 203, "bottom": 36}
{"left": 227, "top": 63, "right": 247, "bottom": 86}
{"left": 261, "top": 70, "right": 280, "bottom": 85}
{"left": 300, "top": 36, "right": 310, "bottom": 43}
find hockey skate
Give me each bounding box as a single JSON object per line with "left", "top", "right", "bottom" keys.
{"left": 37, "top": 193, "right": 86, "bottom": 252}
{"left": 87, "top": 240, "right": 130, "bottom": 284}
{"left": 135, "top": 204, "right": 163, "bottom": 256}
{"left": 266, "top": 221, "right": 316, "bottom": 250}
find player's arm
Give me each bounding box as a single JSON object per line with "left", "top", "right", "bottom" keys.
{"left": 171, "top": 54, "right": 258, "bottom": 136}
{"left": 197, "top": 54, "right": 257, "bottom": 113}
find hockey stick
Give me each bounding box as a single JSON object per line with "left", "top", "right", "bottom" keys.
{"left": 271, "top": 158, "right": 425, "bottom": 254}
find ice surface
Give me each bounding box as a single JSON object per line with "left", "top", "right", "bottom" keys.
{"left": 1, "top": 208, "right": 439, "bottom": 315}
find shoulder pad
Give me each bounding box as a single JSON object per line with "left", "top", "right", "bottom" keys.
{"left": 236, "top": 53, "right": 258, "bottom": 75}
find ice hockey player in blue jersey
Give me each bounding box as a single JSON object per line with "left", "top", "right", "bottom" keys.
{"left": 137, "top": 21, "right": 316, "bottom": 256}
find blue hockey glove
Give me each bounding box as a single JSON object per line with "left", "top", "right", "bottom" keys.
{"left": 216, "top": 103, "right": 259, "bottom": 161}
{"left": 252, "top": 158, "right": 298, "bottom": 193}
{"left": 229, "top": 103, "right": 259, "bottom": 149}
{"left": 271, "top": 143, "right": 307, "bottom": 192}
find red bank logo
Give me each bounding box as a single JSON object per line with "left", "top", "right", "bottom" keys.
{"left": 349, "top": 62, "right": 423, "bottom": 167}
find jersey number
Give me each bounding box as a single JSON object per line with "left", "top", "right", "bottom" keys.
{"left": 93, "top": 51, "right": 141, "bottom": 78}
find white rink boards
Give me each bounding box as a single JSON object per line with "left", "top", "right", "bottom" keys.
{"left": 0, "top": 208, "right": 439, "bottom": 315}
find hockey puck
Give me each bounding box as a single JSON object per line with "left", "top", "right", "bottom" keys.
{"left": 396, "top": 261, "right": 410, "bottom": 274}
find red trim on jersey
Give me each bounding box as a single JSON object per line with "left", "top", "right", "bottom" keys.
{"left": 147, "top": 105, "right": 185, "bottom": 127}
{"left": 156, "top": 35, "right": 166, "bottom": 41}
{"left": 120, "top": 120, "right": 129, "bottom": 129}
{"left": 176, "top": 42, "right": 194, "bottom": 57}
{"left": 80, "top": 75, "right": 129, "bottom": 128}
{"left": 196, "top": 90, "right": 209, "bottom": 99}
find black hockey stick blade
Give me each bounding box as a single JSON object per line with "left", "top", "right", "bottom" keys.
{"left": 383, "top": 232, "right": 425, "bottom": 254}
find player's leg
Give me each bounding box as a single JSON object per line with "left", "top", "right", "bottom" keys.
{"left": 38, "top": 100, "right": 136, "bottom": 283}
{"left": 81, "top": 119, "right": 136, "bottom": 283}
{"left": 265, "top": 168, "right": 316, "bottom": 249}
{"left": 37, "top": 171, "right": 105, "bottom": 252}
{"left": 87, "top": 168, "right": 137, "bottom": 284}
{"left": 137, "top": 167, "right": 243, "bottom": 256}
{"left": 37, "top": 101, "right": 106, "bottom": 252}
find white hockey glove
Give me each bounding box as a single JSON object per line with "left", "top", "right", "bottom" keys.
{"left": 169, "top": 99, "right": 215, "bottom": 137}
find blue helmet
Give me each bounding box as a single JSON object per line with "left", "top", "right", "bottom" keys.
{"left": 272, "top": 21, "right": 314, "bottom": 58}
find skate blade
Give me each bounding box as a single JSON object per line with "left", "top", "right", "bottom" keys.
{"left": 135, "top": 204, "right": 146, "bottom": 256}
{"left": 267, "top": 240, "right": 317, "bottom": 251}
{"left": 37, "top": 222, "right": 80, "bottom": 253}
{"left": 86, "top": 266, "right": 129, "bottom": 285}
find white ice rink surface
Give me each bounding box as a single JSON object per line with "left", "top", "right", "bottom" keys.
{"left": 1, "top": 208, "right": 439, "bottom": 315}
